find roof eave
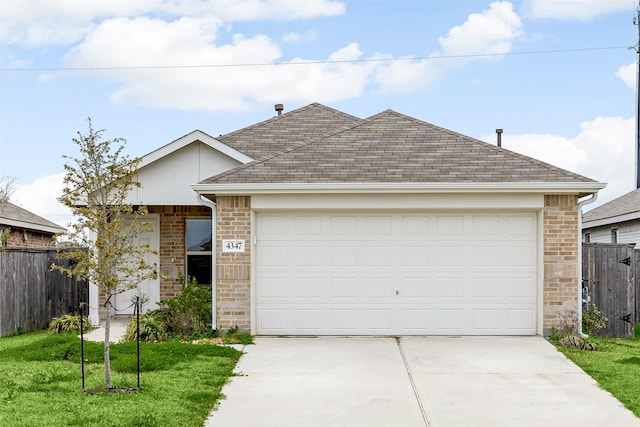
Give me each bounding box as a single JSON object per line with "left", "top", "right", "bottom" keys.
{"left": 192, "top": 181, "right": 606, "bottom": 196}
{"left": 583, "top": 210, "right": 640, "bottom": 229}
{"left": 139, "top": 130, "right": 254, "bottom": 169}
{"left": 0, "top": 218, "right": 66, "bottom": 234}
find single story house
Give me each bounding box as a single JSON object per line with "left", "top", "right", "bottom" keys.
{"left": 0, "top": 201, "right": 65, "bottom": 249}
{"left": 582, "top": 188, "right": 640, "bottom": 245}
{"left": 88, "top": 103, "right": 605, "bottom": 336}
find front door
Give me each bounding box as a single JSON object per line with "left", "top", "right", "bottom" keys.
{"left": 114, "top": 214, "right": 160, "bottom": 315}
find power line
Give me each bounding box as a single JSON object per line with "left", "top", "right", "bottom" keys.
{"left": 0, "top": 45, "right": 628, "bottom": 72}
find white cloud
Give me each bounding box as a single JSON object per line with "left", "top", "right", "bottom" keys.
{"left": 438, "top": 1, "right": 523, "bottom": 57}
{"left": 498, "top": 115, "right": 635, "bottom": 207}
{"left": 12, "top": 173, "right": 73, "bottom": 228}
{"left": 616, "top": 62, "right": 636, "bottom": 89}
{"left": 1, "top": 0, "right": 345, "bottom": 46}
{"left": 523, "top": 0, "right": 631, "bottom": 21}
{"left": 376, "top": 1, "right": 523, "bottom": 93}
{"left": 6, "top": 0, "right": 527, "bottom": 111}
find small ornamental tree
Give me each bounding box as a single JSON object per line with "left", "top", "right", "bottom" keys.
{"left": 0, "top": 176, "right": 14, "bottom": 249}
{"left": 53, "top": 119, "right": 157, "bottom": 389}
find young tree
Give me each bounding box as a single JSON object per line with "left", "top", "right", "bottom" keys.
{"left": 0, "top": 176, "right": 14, "bottom": 248}
{"left": 54, "top": 119, "right": 157, "bottom": 389}
{"left": 0, "top": 176, "right": 13, "bottom": 209}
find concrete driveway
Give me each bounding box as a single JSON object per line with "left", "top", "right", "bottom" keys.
{"left": 204, "top": 337, "right": 640, "bottom": 427}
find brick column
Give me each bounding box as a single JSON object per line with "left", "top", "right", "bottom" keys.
{"left": 216, "top": 196, "right": 251, "bottom": 331}
{"left": 543, "top": 194, "right": 579, "bottom": 334}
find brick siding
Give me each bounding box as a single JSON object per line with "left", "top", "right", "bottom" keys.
{"left": 4, "top": 228, "right": 56, "bottom": 249}
{"left": 215, "top": 196, "right": 251, "bottom": 330}
{"left": 543, "top": 194, "right": 580, "bottom": 333}
{"left": 211, "top": 194, "right": 582, "bottom": 335}
{"left": 148, "top": 205, "right": 211, "bottom": 300}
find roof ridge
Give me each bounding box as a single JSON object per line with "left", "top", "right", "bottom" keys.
{"left": 217, "top": 102, "right": 361, "bottom": 142}
{"left": 206, "top": 110, "right": 370, "bottom": 182}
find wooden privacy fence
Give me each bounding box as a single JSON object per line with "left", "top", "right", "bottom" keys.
{"left": 0, "top": 248, "right": 88, "bottom": 337}
{"left": 582, "top": 243, "right": 636, "bottom": 338}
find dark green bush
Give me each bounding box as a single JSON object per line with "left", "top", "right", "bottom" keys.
{"left": 157, "top": 274, "right": 212, "bottom": 337}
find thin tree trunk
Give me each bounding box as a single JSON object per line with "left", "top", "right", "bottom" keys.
{"left": 104, "top": 298, "right": 112, "bottom": 389}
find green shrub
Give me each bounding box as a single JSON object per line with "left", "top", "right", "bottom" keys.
{"left": 157, "top": 273, "right": 212, "bottom": 337}
{"left": 48, "top": 314, "right": 92, "bottom": 334}
{"left": 582, "top": 303, "right": 607, "bottom": 336}
{"left": 123, "top": 312, "right": 169, "bottom": 342}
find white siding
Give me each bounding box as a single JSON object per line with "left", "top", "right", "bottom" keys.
{"left": 583, "top": 220, "right": 640, "bottom": 246}
{"left": 127, "top": 141, "right": 242, "bottom": 205}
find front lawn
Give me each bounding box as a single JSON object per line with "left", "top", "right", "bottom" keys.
{"left": 0, "top": 331, "right": 242, "bottom": 427}
{"left": 559, "top": 333, "right": 640, "bottom": 417}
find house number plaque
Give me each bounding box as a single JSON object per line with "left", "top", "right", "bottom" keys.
{"left": 222, "top": 239, "right": 245, "bottom": 253}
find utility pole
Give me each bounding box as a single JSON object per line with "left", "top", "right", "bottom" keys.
{"left": 634, "top": 6, "right": 640, "bottom": 188}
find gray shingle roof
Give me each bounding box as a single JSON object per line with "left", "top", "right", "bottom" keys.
{"left": 202, "top": 108, "right": 596, "bottom": 185}
{"left": 218, "top": 103, "right": 363, "bottom": 159}
{"left": 0, "top": 201, "right": 65, "bottom": 234}
{"left": 583, "top": 188, "right": 640, "bottom": 223}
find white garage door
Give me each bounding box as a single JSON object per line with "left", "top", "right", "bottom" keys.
{"left": 256, "top": 212, "right": 537, "bottom": 335}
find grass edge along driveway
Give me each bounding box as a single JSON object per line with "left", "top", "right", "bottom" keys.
{"left": 559, "top": 333, "right": 640, "bottom": 418}
{"left": 0, "top": 331, "right": 242, "bottom": 427}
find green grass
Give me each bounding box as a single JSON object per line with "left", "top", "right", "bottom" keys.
{"left": 0, "top": 330, "right": 242, "bottom": 426}
{"left": 559, "top": 331, "right": 640, "bottom": 417}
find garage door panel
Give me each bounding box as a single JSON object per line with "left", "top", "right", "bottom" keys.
{"left": 436, "top": 216, "right": 464, "bottom": 234}
{"left": 365, "top": 246, "right": 394, "bottom": 266}
{"left": 259, "top": 244, "right": 288, "bottom": 266}
{"left": 399, "top": 277, "right": 431, "bottom": 298}
{"left": 330, "top": 216, "right": 358, "bottom": 235}
{"left": 472, "top": 277, "right": 503, "bottom": 299}
{"left": 366, "top": 216, "right": 393, "bottom": 234}
{"left": 437, "top": 246, "right": 465, "bottom": 266}
{"left": 331, "top": 246, "right": 358, "bottom": 266}
{"left": 506, "top": 277, "right": 535, "bottom": 299}
{"left": 330, "top": 277, "right": 360, "bottom": 299}
{"left": 365, "top": 277, "right": 395, "bottom": 299}
{"left": 260, "top": 277, "right": 289, "bottom": 299}
{"left": 436, "top": 277, "right": 466, "bottom": 299}
{"left": 401, "top": 245, "right": 433, "bottom": 266}
{"left": 364, "top": 309, "right": 393, "bottom": 330}
{"left": 330, "top": 309, "right": 359, "bottom": 330}
{"left": 294, "top": 216, "right": 323, "bottom": 234}
{"left": 506, "top": 246, "right": 535, "bottom": 266}
{"left": 400, "top": 309, "right": 433, "bottom": 331}
{"left": 507, "top": 308, "right": 536, "bottom": 331}
{"left": 401, "top": 216, "right": 431, "bottom": 234}
{"left": 256, "top": 212, "right": 537, "bottom": 335}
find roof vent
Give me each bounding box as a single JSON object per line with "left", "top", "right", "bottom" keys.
{"left": 275, "top": 104, "right": 284, "bottom": 116}
{"left": 496, "top": 128, "right": 503, "bottom": 147}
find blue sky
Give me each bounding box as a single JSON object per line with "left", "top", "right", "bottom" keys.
{"left": 0, "top": 0, "right": 637, "bottom": 226}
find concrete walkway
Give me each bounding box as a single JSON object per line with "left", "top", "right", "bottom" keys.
{"left": 204, "top": 336, "right": 640, "bottom": 427}
{"left": 81, "top": 319, "right": 128, "bottom": 343}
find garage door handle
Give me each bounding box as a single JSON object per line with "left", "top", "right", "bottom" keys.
{"left": 396, "top": 290, "right": 399, "bottom": 296}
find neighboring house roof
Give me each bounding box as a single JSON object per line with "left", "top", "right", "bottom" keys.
{"left": 0, "top": 201, "right": 65, "bottom": 234}
{"left": 582, "top": 188, "right": 640, "bottom": 228}
{"left": 217, "top": 103, "right": 363, "bottom": 159}
{"left": 196, "top": 108, "right": 602, "bottom": 195}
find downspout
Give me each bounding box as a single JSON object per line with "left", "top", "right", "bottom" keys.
{"left": 578, "top": 191, "right": 599, "bottom": 337}
{"left": 196, "top": 193, "right": 217, "bottom": 331}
